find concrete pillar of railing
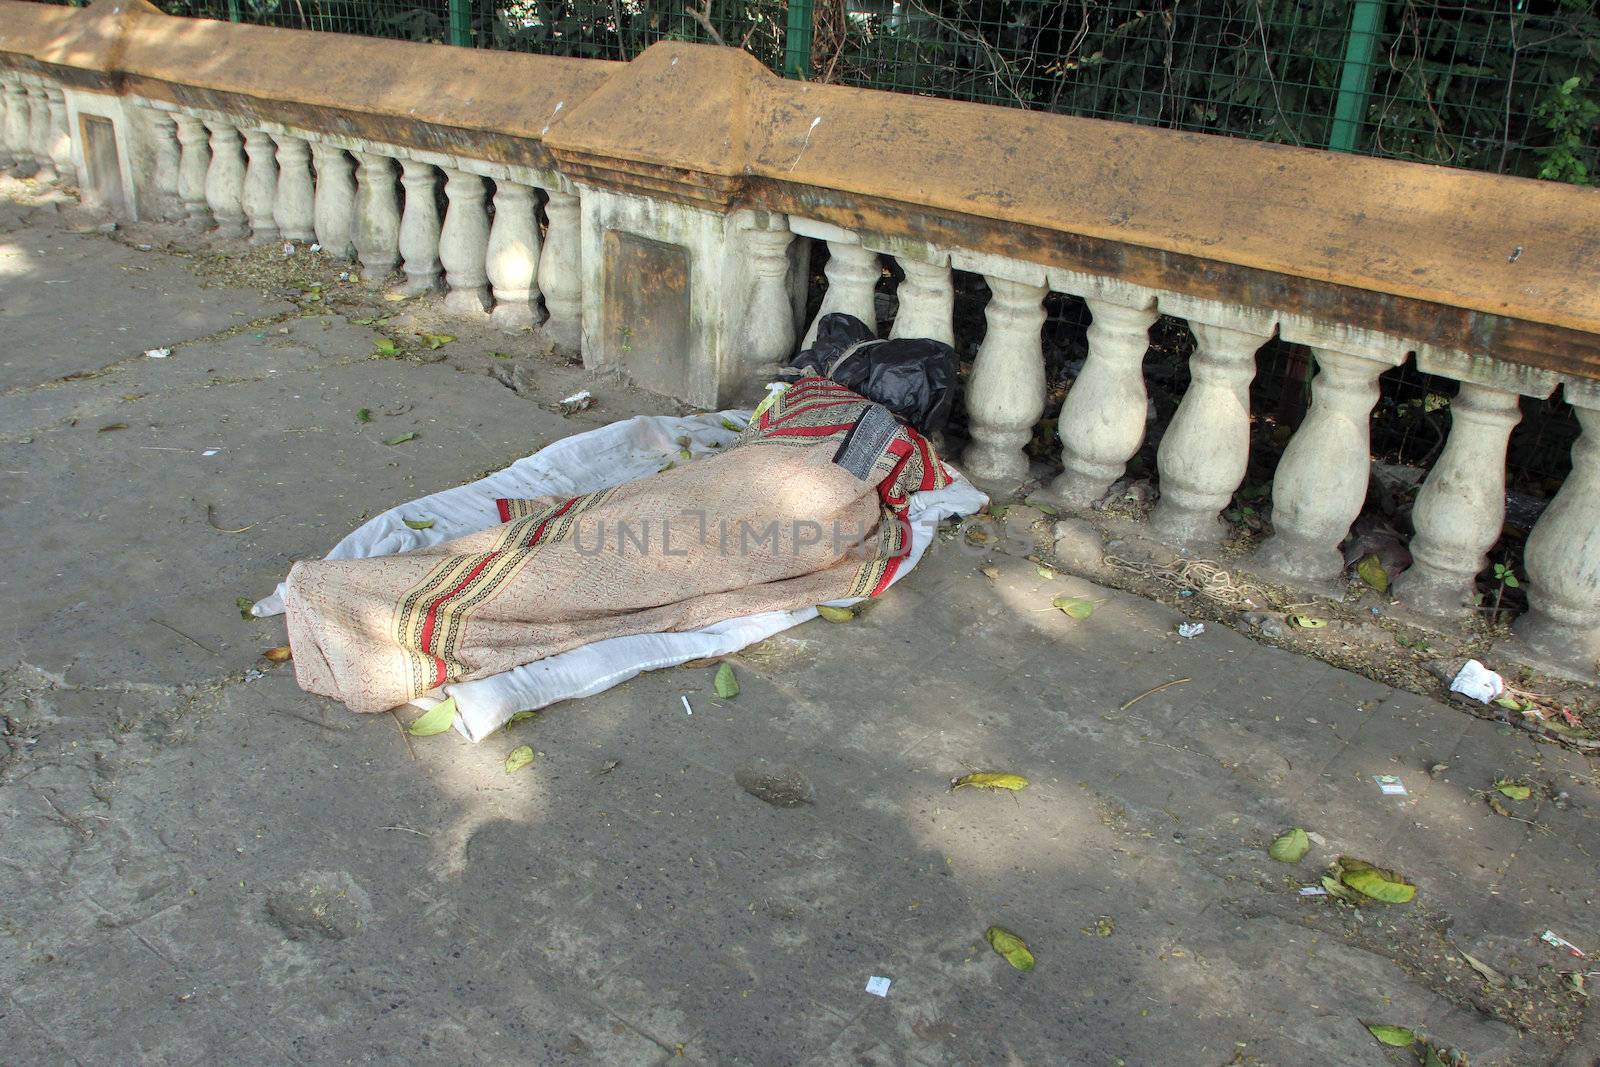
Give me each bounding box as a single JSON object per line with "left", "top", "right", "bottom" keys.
{"left": 2, "top": 78, "right": 30, "bottom": 176}
{"left": 876, "top": 241, "right": 947, "bottom": 347}
{"left": 737, "top": 212, "right": 797, "bottom": 381}
{"left": 311, "top": 143, "right": 356, "bottom": 260}
{"left": 241, "top": 129, "right": 280, "bottom": 244}
{"left": 1046, "top": 273, "right": 1160, "bottom": 507}
{"left": 1255, "top": 323, "right": 1408, "bottom": 583}
{"left": 174, "top": 114, "right": 212, "bottom": 228}
{"left": 1149, "top": 299, "right": 1276, "bottom": 545}
{"left": 44, "top": 86, "right": 75, "bottom": 188}
{"left": 954, "top": 253, "right": 1048, "bottom": 482}
{"left": 270, "top": 134, "right": 316, "bottom": 242}
{"left": 354, "top": 151, "right": 401, "bottom": 287}
{"left": 1392, "top": 350, "right": 1557, "bottom": 617}
{"left": 396, "top": 159, "right": 443, "bottom": 296}
{"left": 486, "top": 179, "right": 544, "bottom": 330}
{"left": 538, "top": 187, "right": 582, "bottom": 350}
{"left": 439, "top": 168, "right": 492, "bottom": 315}
{"left": 1513, "top": 381, "right": 1600, "bottom": 677}
{"left": 798, "top": 231, "right": 879, "bottom": 348}
{"left": 146, "top": 111, "right": 183, "bottom": 221}
{"left": 203, "top": 120, "right": 248, "bottom": 239}
{"left": 27, "top": 85, "right": 56, "bottom": 183}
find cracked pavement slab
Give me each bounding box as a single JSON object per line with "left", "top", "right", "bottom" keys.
{"left": 2, "top": 185, "right": 1598, "bottom": 1066}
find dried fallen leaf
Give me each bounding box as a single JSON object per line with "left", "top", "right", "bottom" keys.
{"left": 356, "top": 408, "right": 373, "bottom": 423}
{"left": 236, "top": 596, "right": 255, "bottom": 620}
{"left": 1320, "top": 875, "right": 1361, "bottom": 903}
{"left": 1052, "top": 595, "right": 1096, "bottom": 620}
{"left": 1268, "top": 828, "right": 1310, "bottom": 864}
{"left": 985, "top": 926, "right": 1036, "bottom": 971}
{"left": 403, "top": 518, "right": 435, "bottom": 530}
{"left": 421, "top": 333, "right": 455, "bottom": 350}
{"left": 1461, "top": 952, "right": 1505, "bottom": 988}
{"left": 816, "top": 605, "right": 854, "bottom": 623}
{"left": 1288, "top": 614, "right": 1328, "bottom": 629}
{"left": 261, "top": 645, "right": 292, "bottom": 663}
{"left": 1338, "top": 857, "right": 1416, "bottom": 904}
{"left": 382, "top": 432, "right": 418, "bottom": 446}
{"left": 504, "top": 744, "right": 535, "bottom": 773}
{"left": 1365, "top": 1023, "right": 1416, "bottom": 1047}
{"left": 1494, "top": 779, "right": 1531, "bottom": 800}
{"left": 98, "top": 422, "right": 128, "bottom": 433}
{"left": 407, "top": 698, "right": 457, "bottom": 737}
{"left": 714, "top": 662, "right": 739, "bottom": 699}
{"left": 950, "top": 771, "right": 1029, "bottom": 793}
{"left": 980, "top": 565, "right": 1000, "bottom": 580}
{"left": 1036, "top": 565, "right": 1057, "bottom": 580}
{"left": 372, "top": 337, "right": 401, "bottom": 358}
{"left": 1355, "top": 553, "right": 1390, "bottom": 593}
{"left": 507, "top": 710, "right": 538, "bottom": 727}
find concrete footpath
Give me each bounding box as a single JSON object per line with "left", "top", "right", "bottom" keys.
{"left": 2, "top": 186, "right": 1598, "bottom": 1066}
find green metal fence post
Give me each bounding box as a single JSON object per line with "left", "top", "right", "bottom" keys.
{"left": 784, "top": 0, "right": 814, "bottom": 79}
{"left": 1328, "top": 0, "right": 1385, "bottom": 153}
{"left": 448, "top": 0, "right": 472, "bottom": 47}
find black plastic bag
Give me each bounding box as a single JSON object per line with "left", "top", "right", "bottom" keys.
{"left": 785, "top": 313, "right": 957, "bottom": 436}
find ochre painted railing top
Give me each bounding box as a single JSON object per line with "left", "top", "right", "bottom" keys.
{"left": 3, "top": 0, "right": 1598, "bottom": 373}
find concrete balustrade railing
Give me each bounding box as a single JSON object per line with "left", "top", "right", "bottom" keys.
{"left": 3, "top": 0, "right": 1599, "bottom": 682}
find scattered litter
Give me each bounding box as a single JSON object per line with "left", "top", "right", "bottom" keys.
{"left": 985, "top": 926, "right": 1036, "bottom": 971}
{"left": 1542, "top": 930, "right": 1586, "bottom": 958}
{"left": 201, "top": 449, "right": 220, "bottom": 457}
{"left": 681, "top": 695, "right": 693, "bottom": 716}
{"left": 558, "top": 390, "right": 593, "bottom": 416}
{"left": 864, "top": 976, "right": 891, "bottom": 997}
{"left": 1104, "top": 555, "right": 1267, "bottom": 609}
{"left": 1176, "top": 622, "right": 1204, "bottom": 638}
{"left": 145, "top": 347, "right": 171, "bottom": 359}
{"left": 281, "top": 242, "right": 295, "bottom": 256}
{"left": 1178, "top": 588, "right": 1195, "bottom": 598}
{"left": 338, "top": 271, "right": 349, "bottom": 282}
{"left": 1298, "top": 885, "right": 1328, "bottom": 897}
{"left": 1118, "top": 677, "right": 1190, "bottom": 711}
{"left": 137, "top": 243, "right": 153, "bottom": 251}
{"left": 310, "top": 242, "right": 322, "bottom": 253}
{"left": 1373, "top": 774, "right": 1409, "bottom": 796}
{"left": 207, "top": 505, "right": 255, "bottom": 534}
{"left": 1450, "top": 659, "right": 1505, "bottom": 703}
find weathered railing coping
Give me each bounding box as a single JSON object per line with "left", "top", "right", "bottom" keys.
{"left": 3, "top": 0, "right": 1598, "bottom": 377}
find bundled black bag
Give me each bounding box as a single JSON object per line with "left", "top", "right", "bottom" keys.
{"left": 784, "top": 313, "right": 957, "bottom": 436}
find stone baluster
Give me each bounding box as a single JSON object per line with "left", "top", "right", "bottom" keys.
{"left": 1255, "top": 324, "right": 1407, "bottom": 583}
{"left": 311, "top": 143, "right": 356, "bottom": 260}
{"left": 174, "top": 114, "right": 212, "bottom": 228}
{"left": 802, "top": 239, "right": 880, "bottom": 347}
{"left": 538, "top": 187, "right": 582, "bottom": 350}
{"left": 0, "top": 77, "right": 13, "bottom": 171}
{"left": 486, "top": 179, "right": 543, "bottom": 330}
{"left": 270, "top": 134, "right": 315, "bottom": 242}
{"left": 1392, "top": 384, "right": 1523, "bottom": 616}
{"left": 27, "top": 85, "right": 56, "bottom": 182}
{"left": 2, "top": 78, "right": 29, "bottom": 175}
{"left": 1047, "top": 275, "right": 1160, "bottom": 507}
{"left": 1150, "top": 301, "right": 1275, "bottom": 545}
{"left": 45, "top": 86, "right": 74, "bottom": 187}
{"left": 737, "top": 213, "right": 797, "bottom": 379}
{"left": 203, "top": 119, "right": 247, "bottom": 238}
{"left": 888, "top": 254, "right": 955, "bottom": 347}
{"left": 147, "top": 110, "right": 183, "bottom": 221}
{"left": 396, "top": 159, "right": 443, "bottom": 296}
{"left": 241, "top": 129, "right": 280, "bottom": 244}
{"left": 439, "top": 168, "right": 492, "bottom": 314}
{"left": 1513, "top": 382, "right": 1600, "bottom": 677}
{"left": 354, "top": 151, "right": 401, "bottom": 287}
{"left": 957, "top": 257, "right": 1047, "bottom": 482}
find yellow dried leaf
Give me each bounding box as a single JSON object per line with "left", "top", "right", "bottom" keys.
{"left": 261, "top": 645, "right": 292, "bottom": 664}
{"left": 950, "top": 771, "right": 1029, "bottom": 793}
{"left": 816, "top": 605, "right": 854, "bottom": 623}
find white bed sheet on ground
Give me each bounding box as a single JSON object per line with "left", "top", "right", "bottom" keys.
{"left": 254, "top": 409, "right": 987, "bottom": 742}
